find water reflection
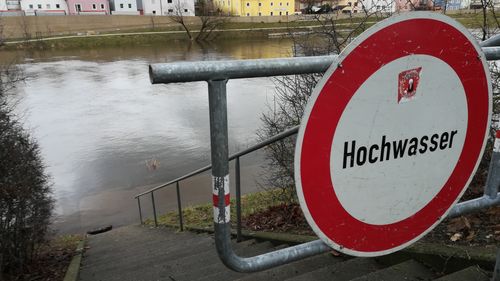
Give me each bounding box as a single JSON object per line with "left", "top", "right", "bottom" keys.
{"left": 0, "top": 38, "right": 294, "bottom": 63}
{"left": 5, "top": 38, "right": 294, "bottom": 233}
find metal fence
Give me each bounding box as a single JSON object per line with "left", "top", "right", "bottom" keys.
{"left": 135, "top": 36, "right": 500, "bottom": 272}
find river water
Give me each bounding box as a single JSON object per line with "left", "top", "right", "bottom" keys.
{"left": 2, "top": 38, "right": 295, "bottom": 233}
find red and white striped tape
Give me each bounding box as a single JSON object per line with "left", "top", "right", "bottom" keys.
{"left": 212, "top": 175, "right": 230, "bottom": 223}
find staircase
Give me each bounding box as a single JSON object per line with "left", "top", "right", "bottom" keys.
{"left": 79, "top": 225, "right": 491, "bottom": 281}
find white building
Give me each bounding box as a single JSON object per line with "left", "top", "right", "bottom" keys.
{"left": 20, "top": 0, "right": 68, "bottom": 15}
{"left": 460, "top": 0, "right": 470, "bottom": 8}
{"left": 0, "top": 0, "right": 25, "bottom": 15}
{"left": 110, "top": 0, "right": 140, "bottom": 14}
{"left": 0, "top": 0, "right": 22, "bottom": 13}
{"left": 0, "top": 0, "right": 8, "bottom": 10}
{"left": 359, "top": 0, "right": 394, "bottom": 12}
{"left": 142, "top": 0, "right": 194, "bottom": 15}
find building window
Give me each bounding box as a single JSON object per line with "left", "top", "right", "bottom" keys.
{"left": 286, "top": 11, "right": 288, "bottom": 14}
{"left": 56, "top": 3, "right": 60, "bottom": 8}
{"left": 75, "top": 3, "right": 81, "bottom": 11}
{"left": 100, "top": 3, "right": 104, "bottom": 8}
{"left": 354, "top": 2, "right": 357, "bottom": 6}
{"left": 258, "top": 2, "right": 261, "bottom": 5}
{"left": 184, "top": 8, "right": 187, "bottom": 12}
{"left": 93, "top": 3, "right": 97, "bottom": 9}
{"left": 286, "top": 2, "right": 288, "bottom": 5}
{"left": 270, "top": 1, "right": 273, "bottom": 5}
{"left": 167, "top": 0, "right": 172, "bottom": 3}
{"left": 279, "top": 11, "right": 281, "bottom": 15}
{"left": 347, "top": 2, "right": 351, "bottom": 5}
{"left": 46, "top": 4, "right": 50, "bottom": 8}
{"left": 168, "top": 8, "right": 173, "bottom": 12}
{"left": 37, "top": 4, "right": 42, "bottom": 8}
{"left": 119, "top": 3, "right": 123, "bottom": 8}
{"left": 270, "top": 11, "right": 273, "bottom": 15}
{"left": 246, "top": 2, "right": 249, "bottom": 6}
{"left": 29, "top": 4, "right": 33, "bottom": 8}
{"left": 128, "top": 3, "right": 132, "bottom": 8}
{"left": 152, "top": 10, "right": 156, "bottom": 13}
{"left": 279, "top": 2, "right": 282, "bottom": 5}
{"left": 258, "top": 11, "right": 261, "bottom": 15}
{"left": 246, "top": 12, "right": 249, "bottom": 15}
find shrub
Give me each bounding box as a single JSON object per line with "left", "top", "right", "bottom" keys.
{"left": 0, "top": 63, "right": 54, "bottom": 277}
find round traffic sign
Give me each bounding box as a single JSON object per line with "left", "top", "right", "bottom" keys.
{"left": 295, "top": 12, "right": 492, "bottom": 257}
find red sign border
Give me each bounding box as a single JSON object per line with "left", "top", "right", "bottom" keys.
{"left": 295, "top": 12, "right": 492, "bottom": 257}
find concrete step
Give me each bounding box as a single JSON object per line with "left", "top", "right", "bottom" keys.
{"left": 84, "top": 232, "right": 212, "bottom": 254}
{"left": 233, "top": 252, "right": 344, "bottom": 281}
{"left": 285, "top": 257, "right": 386, "bottom": 281}
{"left": 434, "top": 266, "right": 490, "bottom": 281}
{"left": 81, "top": 236, "right": 262, "bottom": 281}
{"left": 350, "top": 259, "right": 435, "bottom": 281}
{"left": 79, "top": 225, "right": 491, "bottom": 281}
{"left": 167, "top": 241, "right": 278, "bottom": 281}
{"left": 84, "top": 242, "right": 256, "bottom": 281}
{"left": 81, "top": 234, "right": 214, "bottom": 269}
{"left": 83, "top": 226, "right": 212, "bottom": 261}
{"left": 196, "top": 244, "right": 291, "bottom": 281}
{"left": 140, "top": 240, "right": 272, "bottom": 280}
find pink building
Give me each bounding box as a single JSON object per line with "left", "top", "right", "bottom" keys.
{"left": 66, "top": 0, "right": 110, "bottom": 14}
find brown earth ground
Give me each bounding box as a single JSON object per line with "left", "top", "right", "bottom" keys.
{"left": 5, "top": 235, "right": 82, "bottom": 281}
{"left": 243, "top": 179, "right": 500, "bottom": 247}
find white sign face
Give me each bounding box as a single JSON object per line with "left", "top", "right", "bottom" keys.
{"left": 331, "top": 55, "right": 467, "bottom": 225}
{"left": 295, "top": 12, "right": 492, "bottom": 257}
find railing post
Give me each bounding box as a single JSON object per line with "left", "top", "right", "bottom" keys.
{"left": 484, "top": 131, "right": 500, "bottom": 199}
{"left": 235, "top": 156, "right": 242, "bottom": 242}
{"left": 207, "top": 79, "right": 233, "bottom": 260}
{"left": 137, "top": 197, "right": 143, "bottom": 225}
{"left": 176, "top": 181, "right": 184, "bottom": 231}
{"left": 151, "top": 192, "right": 158, "bottom": 227}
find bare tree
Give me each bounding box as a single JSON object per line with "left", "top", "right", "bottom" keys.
{"left": 476, "top": 0, "right": 500, "bottom": 41}
{"left": 257, "top": 8, "right": 393, "bottom": 202}
{"left": 468, "top": 0, "right": 500, "bottom": 189}
{"left": 170, "top": 0, "right": 230, "bottom": 42}
{"left": 18, "top": 14, "right": 32, "bottom": 42}
{"left": 196, "top": 0, "right": 230, "bottom": 41}
{"left": 259, "top": 3, "right": 500, "bottom": 203}
{"left": 170, "top": 0, "right": 194, "bottom": 40}
{"left": 150, "top": 15, "right": 156, "bottom": 30}
{"left": 0, "top": 16, "right": 5, "bottom": 47}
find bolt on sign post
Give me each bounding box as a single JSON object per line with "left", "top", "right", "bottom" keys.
{"left": 295, "top": 12, "right": 492, "bottom": 257}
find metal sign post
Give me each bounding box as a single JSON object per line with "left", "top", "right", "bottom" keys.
{"left": 145, "top": 22, "right": 500, "bottom": 272}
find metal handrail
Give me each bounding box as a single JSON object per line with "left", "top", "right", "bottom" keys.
{"left": 135, "top": 35, "right": 500, "bottom": 273}
{"left": 134, "top": 125, "right": 299, "bottom": 234}
{"left": 135, "top": 43, "right": 500, "bottom": 199}
{"left": 134, "top": 125, "right": 299, "bottom": 198}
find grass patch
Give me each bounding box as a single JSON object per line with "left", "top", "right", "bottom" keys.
{"left": 146, "top": 189, "right": 290, "bottom": 229}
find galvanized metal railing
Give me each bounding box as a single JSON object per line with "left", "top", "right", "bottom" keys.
{"left": 135, "top": 35, "right": 500, "bottom": 273}
{"left": 134, "top": 124, "right": 300, "bottom": 234}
